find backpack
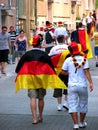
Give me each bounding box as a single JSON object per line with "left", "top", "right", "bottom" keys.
{"left": 45, "top": 31, "right": 53, "bottom": 44}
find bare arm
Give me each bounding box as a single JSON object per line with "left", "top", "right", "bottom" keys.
{"left": 84, "top": 69, "right": 93, "bottom": 92}
{"left": 25, "top": 37, "right": 28, "bottom": 51}
{"left": 14, "top": 36, "right": 18, "bottom": 48}
{"left": 60, "top": 70, "right": 69, "bottom": 76}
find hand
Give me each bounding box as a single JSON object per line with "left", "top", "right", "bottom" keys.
{"left": 89, "top": 83, "right": 93, "bottom": 92}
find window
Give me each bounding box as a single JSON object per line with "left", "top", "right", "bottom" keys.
{"left": 54, "top": 0, "right": 60, "bottom": 3}
{"left": 64, "top": 0, "right": 68, "bottom": 3}
{"left": 85, "top": 0, "right": 89, "bottom": 10}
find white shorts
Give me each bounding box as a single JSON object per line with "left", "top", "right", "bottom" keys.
{"left": 68, "top": 85, "right": 88, "bottom": 113}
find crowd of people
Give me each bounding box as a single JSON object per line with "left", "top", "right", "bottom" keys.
{"left": 0, "top": 10, "right": 97, "bottom": 130}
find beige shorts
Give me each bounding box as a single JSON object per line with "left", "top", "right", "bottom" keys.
{"left": 28, "top": 88, "right": 46, "bottom": 99}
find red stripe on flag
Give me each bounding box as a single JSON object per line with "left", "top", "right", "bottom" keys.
{"left": 18, "top": 61, "right": 55, "bottom": 75}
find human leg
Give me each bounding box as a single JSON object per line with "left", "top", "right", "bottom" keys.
{"left": 30, "top": 98, "right": 38, "bottom": 124}
{"left": 38, "top": 89, "right": 46, "bottom": 121}
{"left": 28, "top": 89, "right": 38, "bottom": 124}
{"left": 38, "top": 98, "right": 44, "bottom": 121}
{"left": 63, "top": 89, "right": 69, "bottom": 110}
{"left": 68, "top": 86, "right": 79, "bottom": 129}
{"left": 78, "top": 87, "right": 88, "bottom": 128}
{"left": 1, "top": 62, "right": 7, "bottom": 74}
{"left": 12, "top": 43, "right": 16, "bottom": 63}
{"left": 53, "top": 89, "right": 62, "bottom": 111}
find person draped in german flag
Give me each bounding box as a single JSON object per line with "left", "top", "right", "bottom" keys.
{"left": 15, "top": 35, "right": 67, "bottom": 124}
{"left": 49, "top": 35, "right": 70, "bottom": 111}
{"left": 71, "top": 22, "right": 93, "bottom": 59}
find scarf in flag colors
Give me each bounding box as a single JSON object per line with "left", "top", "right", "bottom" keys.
{"left": 78, "top": 29, "right": 93, "bottom": 59}
{"left": 50, "top": 50, "right": 70, "bottom": 75}
{"left": 15, "top": 49, "right": 67, "bottom": 92}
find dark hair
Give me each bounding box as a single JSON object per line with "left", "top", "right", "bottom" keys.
{"left": 10, "top": 26, "right": 14, "bottom": 28}
{"left": 57, "top": 35, "right": 64, "bottom": 43}
{"left": 2, "top": 26, "right": 7, "bottom": 30}
{"left": 19, "top": 30, "right": 25, "bottom": 34}
{"left": 78, "top": 22, "right": 83, "bottom": 28}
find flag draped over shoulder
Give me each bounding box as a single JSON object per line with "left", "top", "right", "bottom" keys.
{"left": 50, "top": 50, "right": 70, "bottom": 75}
{"left": 78, "top": 29, "right": 93, "bottom": 59}
{"left": 15, "top": 49, "right": 67, "bottom": 93}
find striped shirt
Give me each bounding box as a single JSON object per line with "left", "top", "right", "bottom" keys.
{"left": 9, "top": 31, "right": 16, "bottom": 42}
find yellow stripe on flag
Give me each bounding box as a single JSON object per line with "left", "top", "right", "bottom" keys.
{"left": 15, "top": 74, "right": 67, "bottom": 92}
{"left": 86, "top": 31, "right": 93, "bottom": 59}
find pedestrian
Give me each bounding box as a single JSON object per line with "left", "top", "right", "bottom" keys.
{"left": 15, "top": 35, "right": 67, "bottom": 124}
{"left": 61, "top": 42, "right": 93, "bottom": 130}
{"left": 71, "top": 25, "right": 79, "bottom": 43}
{"left": 86, "top": 12, "right": 95, "bottom": 37}
{"left": 49, "top": 35, "right": 69, "bottom": 111}
{"left": 0, "top": 26, "right": 11, "bottom": 75}
{"left": 14, "top": 30, "right": 28, "bottom": 62}
{"left": 71, "top": 22, "right": 93, "bottom": 59}
{"left": 91, "top": 25, "right": 98, "bottom": 67}
{"left": 8, "top": 26, "right": 17, "bottom": 64}
{"left": 54, "top": 21, "right": 68, "bottom": 44}
{"left": 43, "top": 21, "right": 55, "bottom": 54}
{"left": 92, "top": 10, "right": 97, "bottom": 26}
{"left": 81, "top": 13, "right": 87, "bottom": 29}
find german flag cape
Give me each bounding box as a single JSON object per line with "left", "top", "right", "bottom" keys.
{"left": 15, "top": 49, "right": 67, "bottom": 92}
{"left": 50, "top": 50, "right": 70, "bottom": 75}
{"left": 78, "top": 29, "right": 93, "bottom": 59}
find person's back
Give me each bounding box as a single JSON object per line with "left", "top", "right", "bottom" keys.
{"left": 49, "top": 35, "right": 69, "bottom": 111}
{"left": 43, "top": 21, "right": 54, "bottom": 54}
{"left": 61, "top": 42, "right": 93, "bottom": 130}
{"left": 54, "top": 26, "right": 68, "bottom": 38}
{"left": 54, "top": 22, "right": 68, "bottom": 44}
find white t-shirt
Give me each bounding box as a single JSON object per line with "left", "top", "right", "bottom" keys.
{"left": 86, "top": 16, "right": 93, "bottom": 23}
{"left": 62, "top": 55, "right": 89, "bottom": 87}
{"left": 54, "top": 27, "right": 68, "bottom": 38}
{"left": 49, "top": 44, "right": 68, "bottom": 56}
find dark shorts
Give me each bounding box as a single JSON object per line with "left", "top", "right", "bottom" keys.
{"left": 53, "top": 74, "right": 68, "bottom": 98}
{"left": 28, "top": 88, "right": 46, "bottom": 99}
{"left": 53, "top": 89, "right": 67, "bottom": 97}
{"left": 0, "top": 49, "right": 9, "bottom": 62}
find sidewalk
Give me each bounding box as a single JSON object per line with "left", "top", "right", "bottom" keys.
{"left": 0, "top": 59, "right": 98, "bottom": 130}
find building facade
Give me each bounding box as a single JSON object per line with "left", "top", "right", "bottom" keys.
{"left": 0, "top": 0, "right": 96, "bottom": 36}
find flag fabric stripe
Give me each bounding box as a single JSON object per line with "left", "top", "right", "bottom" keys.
{"left": 78, "top": 30, "right": 87, "bottom": 52}
{"left": 51, "top": 50, "right": 70, "bottom": 75}
{"left": 85, "top": 31, "right": 93, "bottom": 59}
{"left": 15, "top": 74, "right": 67, "bottom": 92}
{"left": 78, "top": 29, "right": 93, "bottom": 59}
{"left": 15, "top": 49, "right": 67, "bottom": 93}
{"left": 18, "top": 61, "right": 55, "bottom": 75}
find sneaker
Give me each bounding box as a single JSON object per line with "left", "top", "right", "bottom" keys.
{"left": 79, "top": 122, "right": 87, "bottom": 128}
{"left": 73, "top": 124, "right": 79, "bottom": 130}
{"left": 57, "top": 104, "right": 62, "bottom": 111}
{"left": 63, "top": 101, "right": 69, "bottom": 110}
